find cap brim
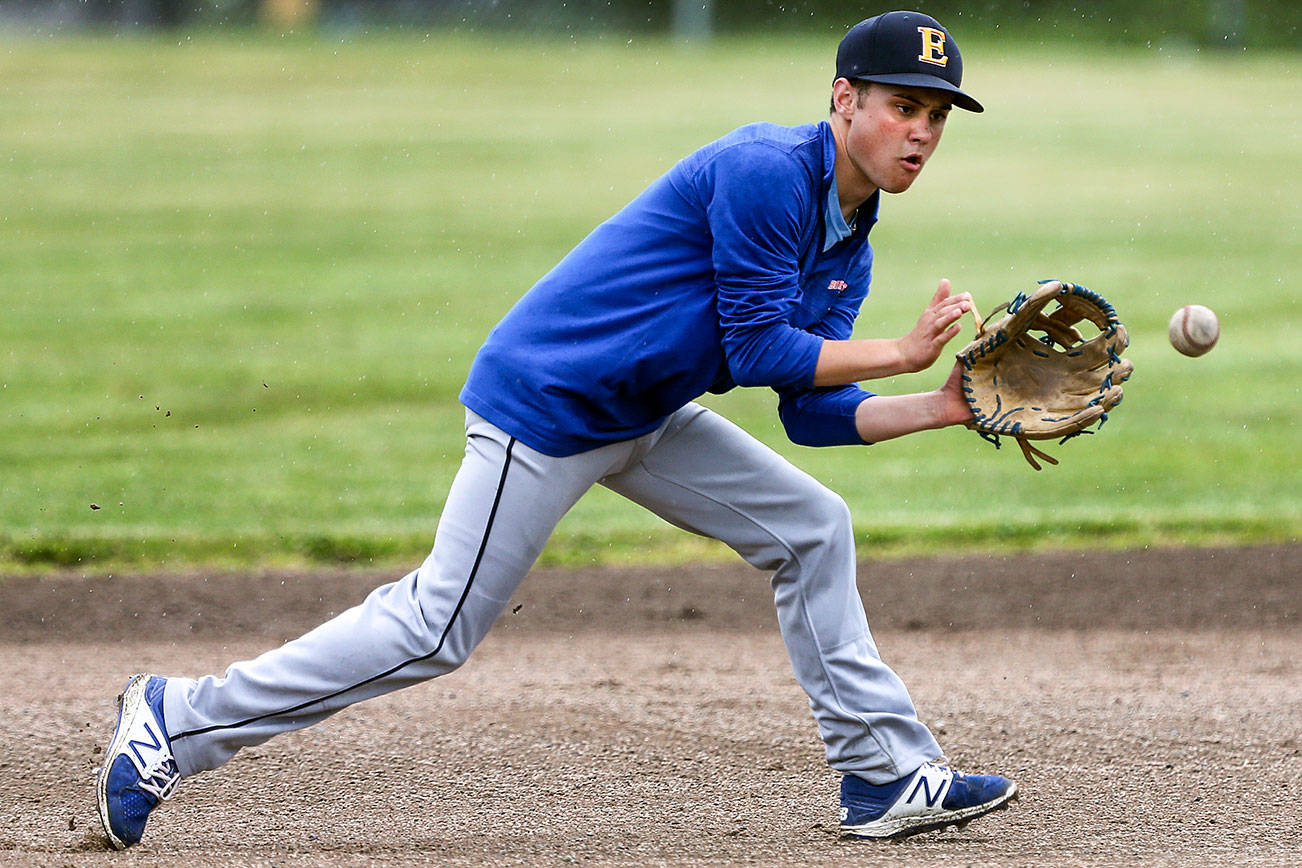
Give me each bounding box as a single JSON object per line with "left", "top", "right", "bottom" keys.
{"left": 854, "top": 72, "right": 984, "bottom": 113}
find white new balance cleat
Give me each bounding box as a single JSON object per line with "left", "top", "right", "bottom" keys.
{"left": 839, "top": 760, "right": 1017, "bottom": 839}
{"left": 96, "top": 674, "right": 182, "bottom": 849}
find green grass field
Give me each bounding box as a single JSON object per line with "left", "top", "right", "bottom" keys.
{"left": 1, "top": 32, "right": 1298, "bottom": 571}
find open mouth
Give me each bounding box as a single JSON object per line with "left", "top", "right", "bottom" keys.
{"left": 902, "top": 154, "right": 923, "bottom": 170}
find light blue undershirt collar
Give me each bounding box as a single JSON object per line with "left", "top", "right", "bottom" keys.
{"left": 823, "top": 177, "right": 855, "bottom": 252}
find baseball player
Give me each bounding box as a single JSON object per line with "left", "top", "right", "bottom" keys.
{"left": 97, "top": 10, "right": 1017, "bottom": 848}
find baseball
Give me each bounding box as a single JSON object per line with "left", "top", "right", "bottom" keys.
{"left": 1168, "top": 305, "right": 1219, "bottom": 357}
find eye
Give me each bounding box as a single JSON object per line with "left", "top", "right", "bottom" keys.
{"left": 895, "top": 103, "right": 915, "bottom": 116}
{"left": 930, "top": 110, "right": 949, "bottom": 123}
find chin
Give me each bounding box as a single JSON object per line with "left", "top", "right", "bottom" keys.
{"left": 881, "top": 179, "right": 916, "bottom": 194}
{"left": 871, "top": 169, "right": 920, "bottom": 194}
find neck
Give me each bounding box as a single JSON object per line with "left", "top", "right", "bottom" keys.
{"left": 829, "top": 115, "right": 876, "bottom": 220}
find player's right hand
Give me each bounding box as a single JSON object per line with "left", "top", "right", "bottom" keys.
{"left": 895, "top": 279, "right": 972, "bottom": 373}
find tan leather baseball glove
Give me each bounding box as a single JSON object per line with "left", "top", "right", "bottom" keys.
{"left": 956, "top": 280, "right": 1133, "bottom": 470}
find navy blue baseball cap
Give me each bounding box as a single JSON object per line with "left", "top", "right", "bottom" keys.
{"left": 835, "top": 11, "right": 983, "bottom": 113}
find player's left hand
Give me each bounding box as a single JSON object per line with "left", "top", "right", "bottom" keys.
{"left": 896, "top": 279, "right": 973, "bottom": 373}
{"left": 935, "top": 360, "right": 973, "bottom": 427}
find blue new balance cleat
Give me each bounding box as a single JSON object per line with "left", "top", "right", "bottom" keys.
{"left": 96, "top": 674, "right": 182, "bottom": 850}
{"left": 839, "top": 760, "right": 1017, "bottom": 839}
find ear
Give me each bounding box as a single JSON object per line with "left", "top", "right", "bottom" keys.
{"left": 831, "top": 77, "right": 859, "bottom": 119}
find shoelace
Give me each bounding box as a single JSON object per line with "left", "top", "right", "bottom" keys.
{"left": 927, "top": 757, "right": 951, "bottom": 771}
{"left": 137, "top": 755, "right": 181, "bottom": 802}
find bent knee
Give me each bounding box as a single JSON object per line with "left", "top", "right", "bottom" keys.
{"left": 765, "top": 481, "right": 854, "bottom": 567}
{"left": 802, "top": 483, "right": 853, "bottom": 539}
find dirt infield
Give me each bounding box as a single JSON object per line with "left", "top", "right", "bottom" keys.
{"left": 1, "top": 544, "right": 1298, "bottom": 866}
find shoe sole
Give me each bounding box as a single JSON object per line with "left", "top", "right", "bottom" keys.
{"left": 840, "top": 781, "right": 1019, "bottom": 840}
{"left": 95, "top": 674, "right": 152, "bottom": 851}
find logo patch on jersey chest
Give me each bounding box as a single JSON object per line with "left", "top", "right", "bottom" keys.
{"left": 827, "top": 279, "right": 849, "bottom": 292}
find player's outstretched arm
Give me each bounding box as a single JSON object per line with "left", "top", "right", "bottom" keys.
{"left": 812, "top": 279, "right": 972, "bottom": 387}
{"left": 853, "top": 360, "right": 971, "bottom": 444}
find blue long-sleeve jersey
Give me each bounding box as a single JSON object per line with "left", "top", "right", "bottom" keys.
{"left": 460, "top": 120, "right": 879, "bottom": 457}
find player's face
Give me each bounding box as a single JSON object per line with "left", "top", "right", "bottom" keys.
{"left": 837, "top": 82, "right": 950, "bottom": 196}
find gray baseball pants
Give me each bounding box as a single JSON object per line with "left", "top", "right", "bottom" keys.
{"left": 163, "top": 403, "right": 941, "bottom": 784}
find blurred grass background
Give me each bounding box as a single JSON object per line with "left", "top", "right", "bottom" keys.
{"left": 0, "top": 30, "right": 1297, "bottom": 571}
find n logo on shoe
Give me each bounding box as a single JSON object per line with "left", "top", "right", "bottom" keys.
{"left": 908, "top": 775, "right": 945, "bottom": 808}
{"left": 127, "top": 722, "right": 166, "bottom": 771}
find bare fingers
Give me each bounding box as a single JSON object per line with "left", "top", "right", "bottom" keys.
{"left": 926, "top": 292, "right": 972, "bottom": 337}
{"left": 929, "top": 278, "right": 953, "bottom": 306}
{"left": 902, "top": 286, "right": 973, "bottom": 371}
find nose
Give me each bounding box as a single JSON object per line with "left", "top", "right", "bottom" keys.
{"left": 909, "top": 117, "right": 933, "bottom": 144}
